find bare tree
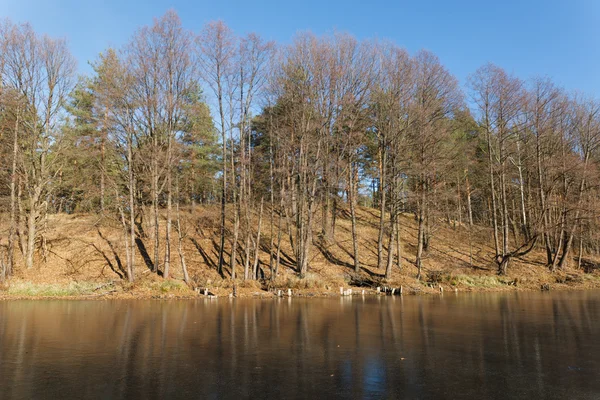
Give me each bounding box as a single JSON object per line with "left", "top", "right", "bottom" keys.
{"left": 371, "top": 43, "right": 413, "bottom": 277}
{"left": 1, "top": 21, "right": 76, "bottom": 269}
{"left": 198, "top": 21, "right": 237, "bottom": 278}
{"left": 127, "top": 11, "right": 198, "bottom": 278}
{"left": 469, "top": 64, "right": 532, "bottom": 274}
{"left": 410, "top": 50, "right": 462, "bottom": 279}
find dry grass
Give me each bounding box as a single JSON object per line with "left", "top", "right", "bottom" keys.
{"left": 5, "top": 280, "right": 108, "bottom": 297}
{"left": 271, "top": 272, "right": 329, "bottom": 290}
{"left": 0, "top": 204, "right": 599, "bottom": 298}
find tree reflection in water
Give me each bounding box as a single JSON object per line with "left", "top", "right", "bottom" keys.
{"left": 1, "top": 291, "right": 600, "bottom": 399}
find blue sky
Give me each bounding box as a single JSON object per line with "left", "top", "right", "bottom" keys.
{"left": 2, "top": 0, "right": 600, "bottom": 96}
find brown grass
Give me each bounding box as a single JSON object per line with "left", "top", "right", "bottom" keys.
{"left": 0, "top": 204, "right": 599, "bottom": 299}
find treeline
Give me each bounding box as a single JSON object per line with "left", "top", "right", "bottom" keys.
{"left": 1, "top": 11, "right": 599, "bottom": 283}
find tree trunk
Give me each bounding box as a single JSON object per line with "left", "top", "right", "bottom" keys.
{"left": 25, "top": 202, "right": 37, "bottom": 269}
{"left": 164, "top": 173, "right": 172, "bottom": 279}
{"left": 118, "top": 201, "right": 132, "bottom": 283}
{"left": 516, "top": 141, "right": 528, "bottom": 240}
{"left": 456, "top": 174, "right": 462, "bottom": 227}
{"left": 152, "top": 163, "right": 160, "bottom": 273}
{"left": 377, "top": 147, "right": 387, "bottom": 270}
{"left": 485, "top": 125, "right": 500, "bottom": 257}
{"left": 536, "top": 130, "right": 553, "bottom": 265}
{"left": 385, "top": 213, "right": 396, "bottom": 280}
{"left": 252, "top": 198, "right": 264, "bottom": 280}
{"left": 17, "top": 182, "right": 26, "bottom": 259}
{"left": 177, "top": 221, "right": 190, "bottom": 285}
{"left": 499, "top": 140, "right": 509, "bottom": 257}
{"left": 100, "top": 107, "right": 108, "bottom": 213}
{"left": 577, "top": 228, "right": 583, "bottom": 270}
{"left": 465, "top": 171, "right": 473, "bottom": 226}
{"left": 243, "top": 203, "right": 252, "bottom": 280}
{"left": 349, "top": 163, "right": 360, "bottom": 273}
{"left": 127, "top": 131, "right": 136, "bottom": 282}
{"left": 231, "top": 203, "right": 240, "bottom": 280}
{"left": 268, "top": 138, "right": 275, "bottom": 278}
{"left": 415, "top": 179, "right": 426, "bottom": 280}
{"left": 395, "top": 212, "right": 402, "bottom": 270}
{"left": 175, "top": 179, "right": 190, "bottom": 285}
{"left": 217, "top": 81, "right": 227, "bottom": 278}
{"left": 8, "top": 113, "right": 20, "bottom": 276}
{"left": 273, "top": 190, "right": 284, "bottom": 281}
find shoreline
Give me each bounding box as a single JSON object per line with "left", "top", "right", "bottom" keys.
{"left": 1, "top": 276, "right": 599, "bottom": 301}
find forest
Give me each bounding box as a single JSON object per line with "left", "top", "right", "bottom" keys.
{"left": 1, "top": 10, "right": 599, "bottom": 294}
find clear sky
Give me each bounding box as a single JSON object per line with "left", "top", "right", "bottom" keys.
{"left": 2, "top": 0, "right": 600, "bottom": 96}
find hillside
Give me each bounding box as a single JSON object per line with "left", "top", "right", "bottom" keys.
{"left": 1, "top": 204, "right": 600, "bottom": 299}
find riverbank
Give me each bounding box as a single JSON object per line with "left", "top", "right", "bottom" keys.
{"left": 1, "top": 206, "right": 600, "bottom": 300}
{"left": 2, "top": 268, "right": 600, "bottom": 300}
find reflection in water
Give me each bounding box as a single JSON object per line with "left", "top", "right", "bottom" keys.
{"left": 1, "top": 291, "right": 600, "bottom": 399}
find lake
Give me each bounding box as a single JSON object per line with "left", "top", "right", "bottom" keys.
{"left": 1, "top": 291, "right": 599, "bottom": 399}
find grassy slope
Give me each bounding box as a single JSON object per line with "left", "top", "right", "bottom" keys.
{"left": 1, "top": 204, "right": 599, "bottom": 298}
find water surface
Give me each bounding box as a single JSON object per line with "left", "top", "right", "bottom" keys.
{"left": 1, "top": 291, "right": 599, "bottom": 399}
